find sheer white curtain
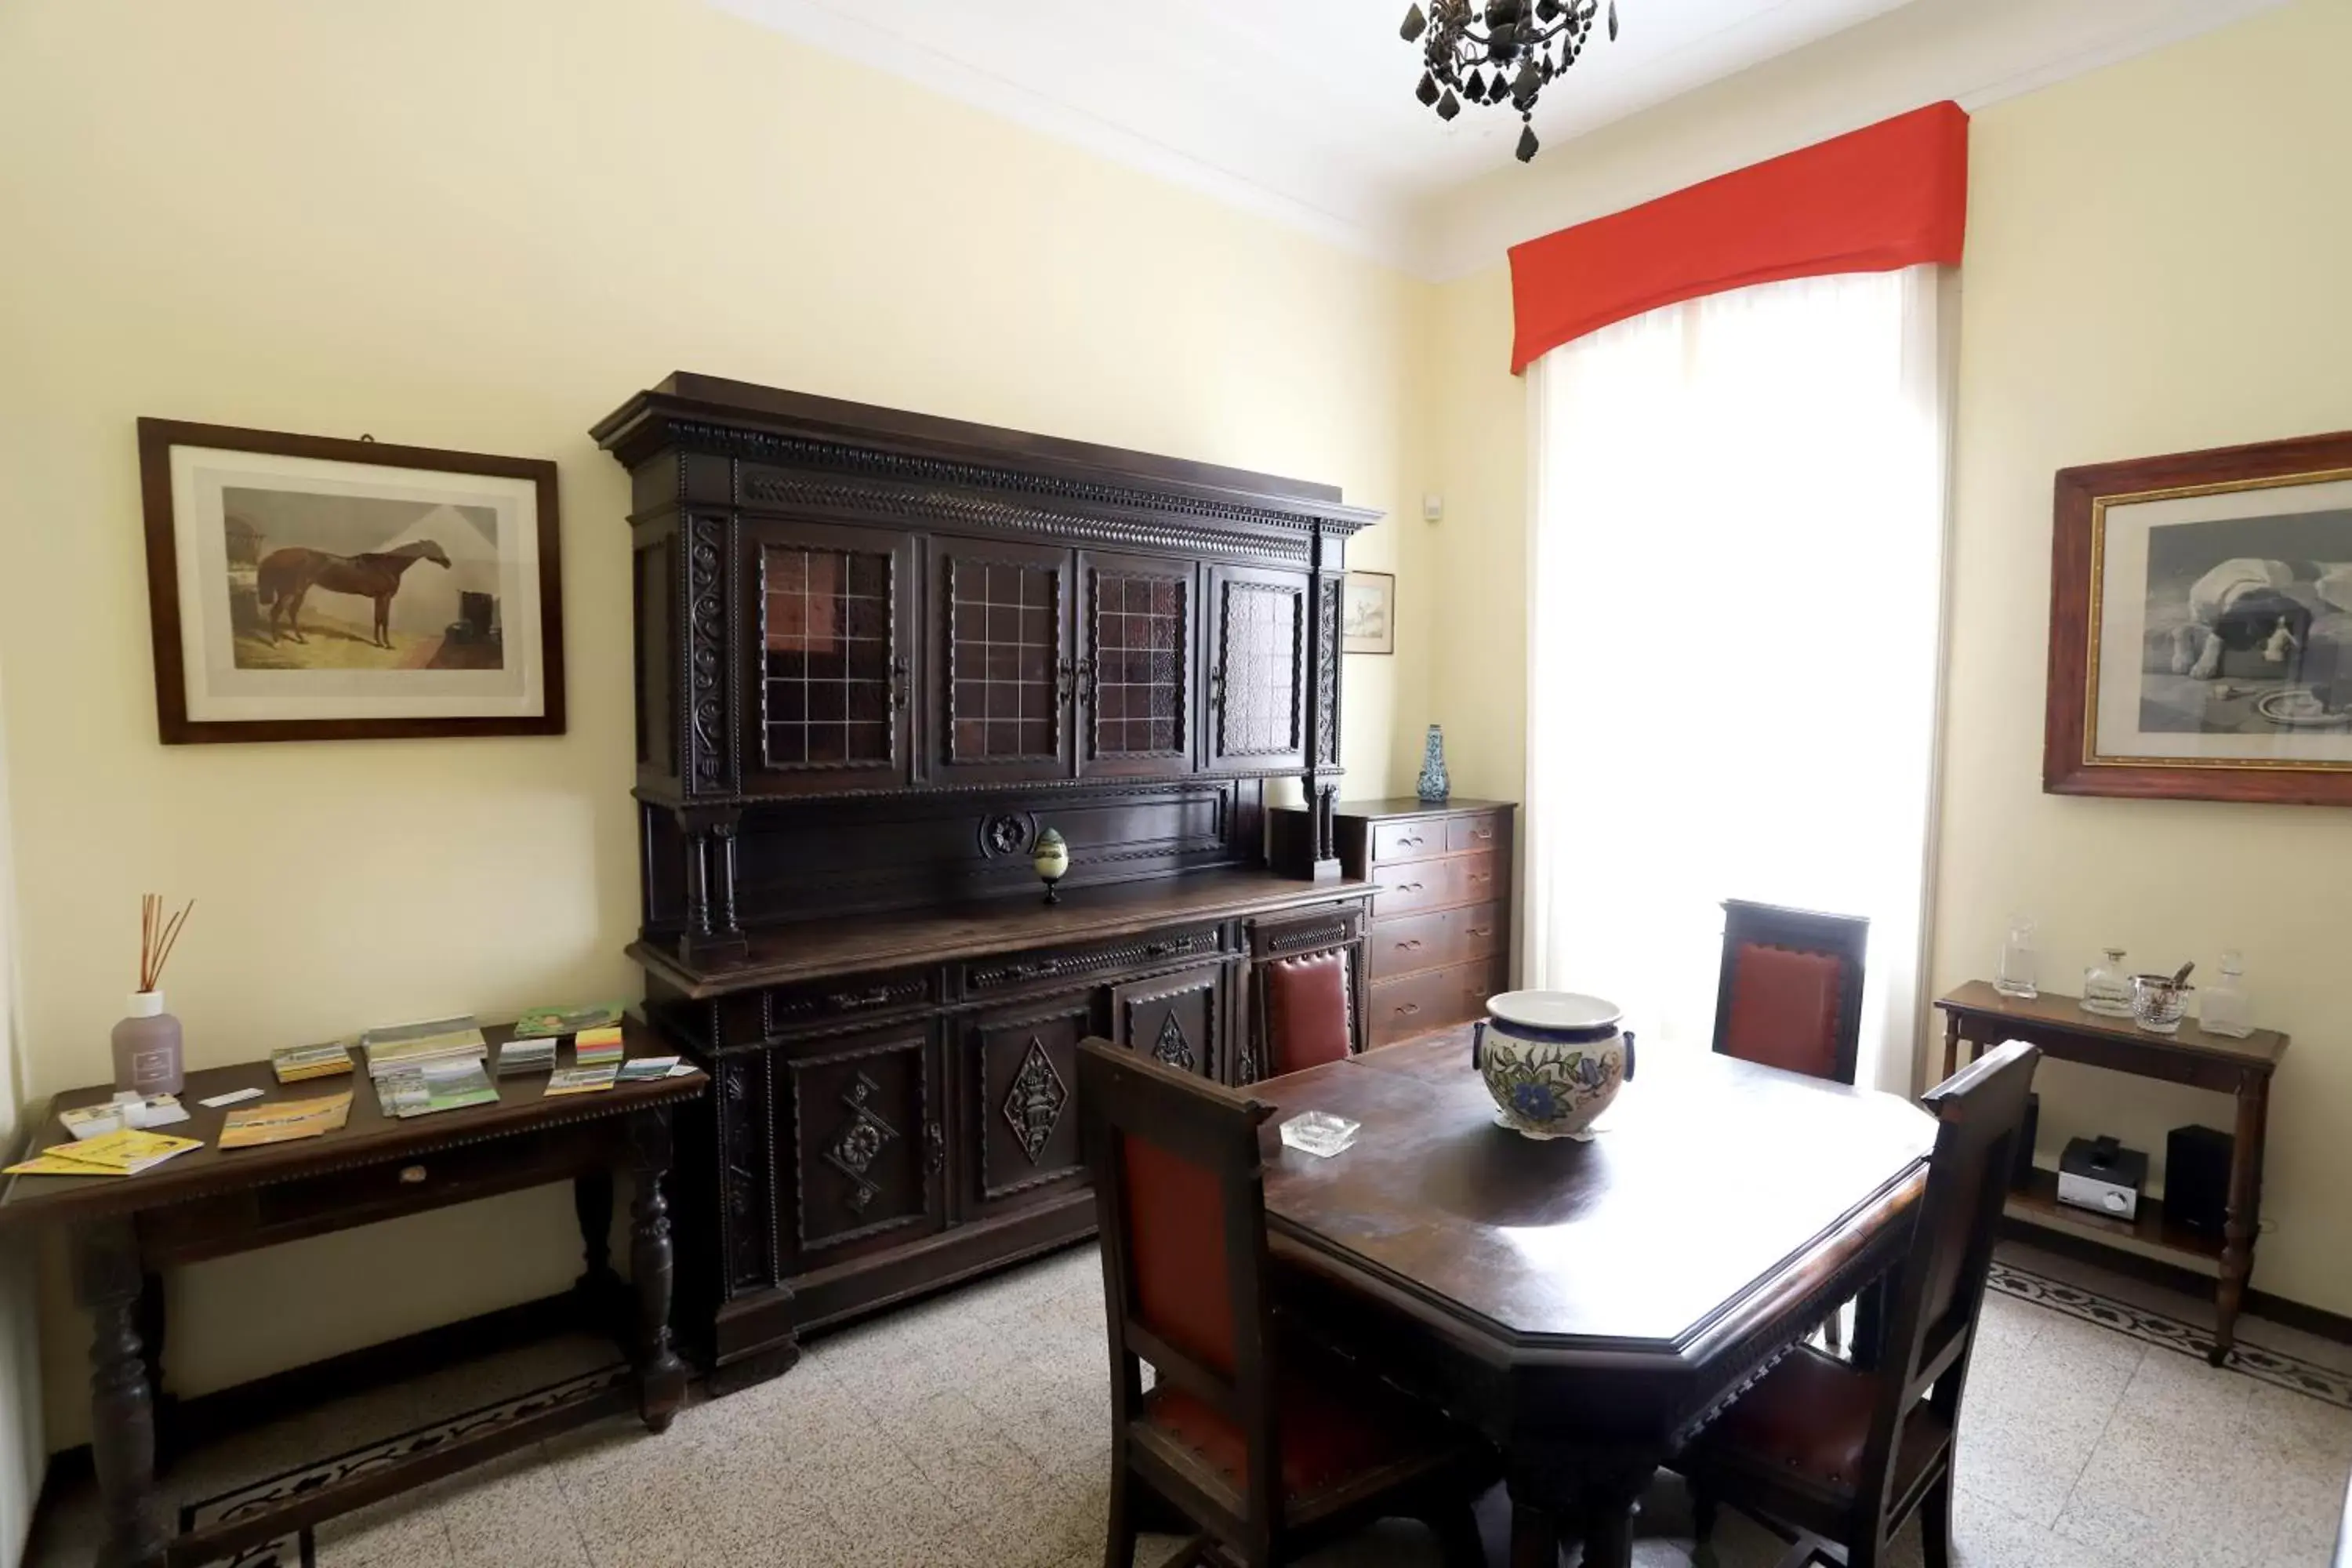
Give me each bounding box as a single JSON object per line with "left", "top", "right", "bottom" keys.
{"left": 1522, "top": 264, "right": 1954, "bottom": 1095}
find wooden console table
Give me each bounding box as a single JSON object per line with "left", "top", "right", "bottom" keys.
{"left": 0, "top": 1024, "right": 703, "bottom": 1568}
{"left": 1935, "top": 980, "right": 2285, "bottom": 1363}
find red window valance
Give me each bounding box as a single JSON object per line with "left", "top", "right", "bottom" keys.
{"left": 1508, "top": 101, "right": 1969, "bottom": 374}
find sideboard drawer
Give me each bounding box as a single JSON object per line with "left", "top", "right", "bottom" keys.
{"left": 1367, "top": 907, "right": 1457, "bottom": 981}
{"left": 1456, "top": 902, "right": 1504, "bottom": 964}
{"left": 1447, "top": 814, "right": 1504, "bottom": 855}
{"left": 963, "top": 922, "right": 1226, "bottom": 996}
{"left": 1367, "top": 964, "right": 1464, "bottom": 1047}
{"left": 1370, "top": 818, "right": 1447, "bottom": 865}
{"left": 1372, "top": 851, "right": 1496, "bottom": 917}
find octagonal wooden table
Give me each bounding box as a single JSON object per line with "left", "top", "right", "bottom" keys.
{"left": 1258, "top": 1030, "right": 1936, "bottom": 1568}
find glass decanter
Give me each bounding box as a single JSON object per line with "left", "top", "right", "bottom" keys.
{"left": 2082, "top": 948, "right": 2133, "bottom": 1017}
{"left": 1994, "top": 916, "right": 2039, "bottom": 1000}
{"left": 2200, "top": 949, "right": 2253, "bottom": 1037}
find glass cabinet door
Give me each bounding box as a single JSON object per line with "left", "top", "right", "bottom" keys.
{"left": 1076, "top": 551, "right": 1200, "bottom": 779}
{"left": 1206, "top": 564, "right": 1310, "bottom": 773}
{"left": 924, "top": 536, "right": 1076, "bottom": 786}
{"left": 739, "top": 520, "right": 916, "bottom": 798}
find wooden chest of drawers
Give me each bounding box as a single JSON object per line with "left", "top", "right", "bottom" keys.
{"left": 1277, "top": 797, "right": 1515, "bottom": 1049}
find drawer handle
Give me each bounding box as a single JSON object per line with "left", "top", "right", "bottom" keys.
{"left": 1394, "top": 1002, "right": 1421, "bottom": 1017}
{"left": 398, "top": 1165, "right": 428, "bottom": 1185}
{"left": 1397, "top": 882, "right": 1425, "bottom": 894}
{"left": 1470, "top": 828, "right": 1494, "bottom": 840}
{"left": 1396, "top": 939, "right": 1424, "bottom": 951}
{"left": 1466, "top": 926, "right": 1494, "bottom": 938}
{"left": 829, "top": 985, "right": 898, "bottom": 1009}
{"left": 1398, "top": 834, "right": 1425, "bottom": 848}
{"left": 1468, "top": 873, "right": 1491, "bottom": 884}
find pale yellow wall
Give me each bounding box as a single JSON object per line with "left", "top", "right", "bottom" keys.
{"left": 0, "top": 666, "right": 42, "bottom": 1568}
{"left": 1934, "top": 0, "right": 2352, "bottom": 1312}
{"left": 0, "top": 0, "right": 1425, "bottom": 1447}
{"left": 1418, "top": 0, "right": 2352, "bottom": 1312}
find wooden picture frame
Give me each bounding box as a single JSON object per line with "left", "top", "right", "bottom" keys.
{"left": 137, "top": 419, "right": 564, "bottom": 744}
{"left": 2047, "top": 429, "right": 2352, "bottom": 804}
{"left": 1341, "top": 569, "right": 1395, "bottom": 655}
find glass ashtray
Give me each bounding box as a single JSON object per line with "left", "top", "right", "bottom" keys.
{"left": 1279, "top": 1111, "right": 1361, "bottom": 1158}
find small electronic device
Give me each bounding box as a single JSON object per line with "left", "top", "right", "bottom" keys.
{"left": 2165, "top": 1125, "right": 2233, "bottom": 1236}
{"left": 2058, "top": 1135, "right": 2147, "bottom": 1221}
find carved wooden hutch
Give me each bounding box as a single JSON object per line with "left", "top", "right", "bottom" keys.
{"left": 596, "top": 374, "right": 1377, "bottom": 1385}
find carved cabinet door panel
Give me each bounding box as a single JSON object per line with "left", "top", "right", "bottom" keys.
{"left": 1206, "top": 565, "right": 1309, "bottom": 774}
{"left": 924, "top": 536, "right": 1077, "bottom": 786}
{"left": 777, "top": 1023, "right": 946, "bottom": 1277}
{"left": 1109, "top": 964, "right": 1225, "bottom": 1082}
{"left": 737, "top": 518, "right": 917, "bottom": 799}
{"left": 1075, "top": 551, "right": 1200, "bottom": 780}
{"left": 958, "top": 993, "right": 1098, "bottom": 1223}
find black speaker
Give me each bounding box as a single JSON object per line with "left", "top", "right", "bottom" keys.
{"left": 2013, "top": 1093, "right": 2040, "bottom": 1191}
{"left": 2166, "top": 1124, "right": 2233, "bottom": 1236}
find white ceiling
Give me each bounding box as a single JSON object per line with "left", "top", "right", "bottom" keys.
{"left": 710, "top": 0, "right": 2288, "bottom": 278}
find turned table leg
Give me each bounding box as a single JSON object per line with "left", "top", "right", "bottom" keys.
{"left": 573, "top": 1167, "right": 618, "bottom": 1312}
{"left": 74, "top": 1220, "right": 166, "bottom": 1568}
{"left": 1577, "top": 1461, "right": 1653, "bottom": 1568}
{"left": 1506, "top": 1497, "right": 1563, "bottom": 1568}
{"left": 2212, "top": 1069, "right": 2270, "bottom": 1367}
{"left": 628, "top": 1109, "right": 689, "bottom": 1431}
{"left": 1940, "top": 1013, "right": 1962, "bottom": 1082}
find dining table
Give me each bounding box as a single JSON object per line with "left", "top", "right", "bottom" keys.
{"left": 1256, "top": 1028, "right": 1938, "bottom": 1568}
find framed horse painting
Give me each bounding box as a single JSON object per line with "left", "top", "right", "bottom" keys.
{"left": 136, "top": 419, "right": 564, "bottom": 743}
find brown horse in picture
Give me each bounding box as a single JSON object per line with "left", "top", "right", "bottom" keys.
{"left": 254, "top": 539, "right": 452, "bottom": 647}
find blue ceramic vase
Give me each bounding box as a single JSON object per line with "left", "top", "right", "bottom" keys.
{"left": 1415, "top": 724, "right": 1450, "bottom": 802}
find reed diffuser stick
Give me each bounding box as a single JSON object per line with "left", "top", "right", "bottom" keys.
{"left": 139, "top": 894, "right": 195, "bottom": 993}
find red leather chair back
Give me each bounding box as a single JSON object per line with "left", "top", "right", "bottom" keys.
{"left": 1712, "top": 900, "right": 1868, "bottom": 1086}
{"left": 1120, "top": 1134, "right": 1237, "bottom": 1374}
{"left": 1263, "top": 949, "right": 1353, "bottom": 1076}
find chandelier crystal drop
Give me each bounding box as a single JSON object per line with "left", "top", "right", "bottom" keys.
{"left": 1400, "top": 0, "right": 1620, "bottom": 163}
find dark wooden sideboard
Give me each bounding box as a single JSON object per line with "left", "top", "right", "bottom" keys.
{"left": 1275, "top": 798, "right": 1515, "bottom": 1047}
{"left": 596, "top": 374, "right": 1380, "bottom": 1385}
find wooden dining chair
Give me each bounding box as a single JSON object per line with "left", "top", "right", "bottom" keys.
{"left": 1258, "top": 949, "right": 1355, "bottom": 1077}
{"left": 1077, "top": 1039, "right": 1489, "bottom": 1568}
{"left": 1679, "top": 1039, "right": 2042, "bottom": 1568}
{"left": 1712, "top": 899, "right": 1871, "bottom": 1086}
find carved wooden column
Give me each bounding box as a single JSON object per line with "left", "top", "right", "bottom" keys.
{"left": 673, "top": 806, "right": 748, "bottom": 965}
{"left": 628, "top": 1109, "right": 690, "bottom": 1431}
{"left": 74, "top": 1219, "right": 167, "bottom": 1568}
{"left": 1297, "top": 525, "right": 1346, "bottom": 881}
{"left": 573, "top": 1167, "right": 617, "bottom": 1312}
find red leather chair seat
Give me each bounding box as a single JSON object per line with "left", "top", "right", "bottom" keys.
{"left": 1265, "top": 949, "right": 1352, "bottom": 1076}
{"left": 1722, "top": 942, "right": 1846, "bottom": 1080}
{"left": 1690, "top": 1346, "right": 1950, "bottom": 1505}
{"left": 1139, "top": 1352, "right": 1447, "bottom": 1508}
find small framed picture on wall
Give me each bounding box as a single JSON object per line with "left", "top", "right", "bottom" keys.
{"left": 1343, "top": 569, "right": 1395, "bottom": 655}
{"left": 2047, "top": 427, "right": 2352, "bottom": 804}
{"left": 136, "top": 419, "right": 565, "bottom": 744}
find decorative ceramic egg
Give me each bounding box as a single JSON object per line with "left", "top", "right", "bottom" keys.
{"left": 1032, "top": 828, "right": 1069, "bottom": 904}
{"left": 1472, "top": 990, "right": 1635, "bottom": 1140}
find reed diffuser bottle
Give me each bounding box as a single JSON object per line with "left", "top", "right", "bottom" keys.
{"left": 112, "top": 895, "right": 194, "bottom": 1095}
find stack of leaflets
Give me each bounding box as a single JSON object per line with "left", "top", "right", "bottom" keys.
{"left": 376, "top": 1059, "right": 500, "bottom": 1119}
{"left": 219, "top": 1093, "right": 354, "bottom": 1149}
{"left": 545, "top": 1064, "right": 618, "bottom": 1097}
{"left": 572, "top": 1025, "right": 625, "bottom": 1069}
{"left": 495, "top": 1036, "right": 559, "bottom": 1077}
{"left": 272, "top": 1040, "right": 356, "bottom": 1083}
{"left": 60, "top": 1093, "right": 190, "bottom": 1139}
{"left": 362, "top": 1016, "right": 488, "bottom": 1079}
{"left": 5, "top": 1127, "right": 201, "bottom": 1178}
{"left": 512, "top": 1003, "right": 623, "bottom": 1040}
{"left": 615, "top": 1055, "right": 681, "bottom": 1085}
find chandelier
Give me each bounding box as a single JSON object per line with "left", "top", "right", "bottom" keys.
{"left": 1400, "top": 0, "right": 1619, "bottom": 163}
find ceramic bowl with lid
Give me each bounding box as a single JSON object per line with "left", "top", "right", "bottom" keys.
{"left": 1471, "top": 990, "right": 1636, "bottom": 1139}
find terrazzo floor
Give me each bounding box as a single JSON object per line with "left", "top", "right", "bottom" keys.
{"left": 26, "top": 1240, "right": 2352, "bottom": 1568}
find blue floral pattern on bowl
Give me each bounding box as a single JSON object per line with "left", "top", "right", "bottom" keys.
{"left": 1472, "top": 991, "right": 1635, "bottom": 1140}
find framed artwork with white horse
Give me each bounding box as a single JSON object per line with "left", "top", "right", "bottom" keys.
{"left": 2048, "top": 429, "right": 2352, "bottom": 805}
{"left": 137, "top": 419, "right": 564, "bottom": 742}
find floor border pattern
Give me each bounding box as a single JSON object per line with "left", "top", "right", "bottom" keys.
{"left": 1988, "top": 1258, "right": 2352, "bottom": 1410}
